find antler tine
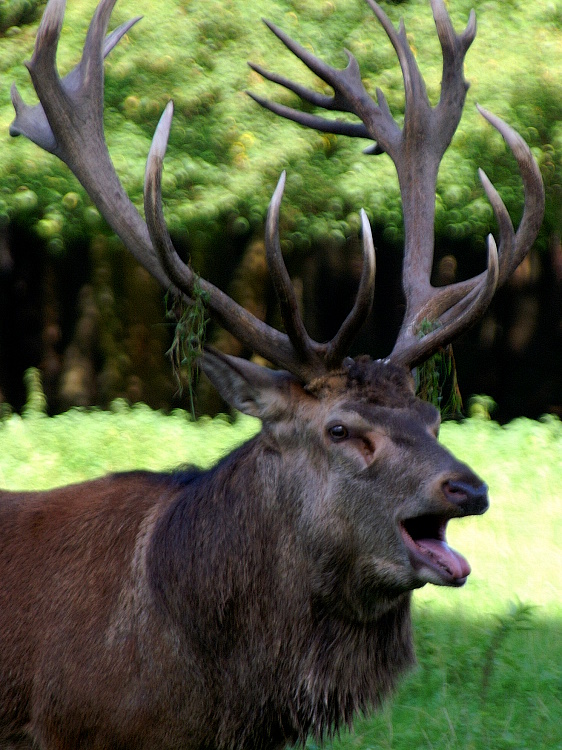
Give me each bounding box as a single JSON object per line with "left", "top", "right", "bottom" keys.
{"left": 364, "top": 0, "right": 430, "bottom": 126}
{"left": 144, "top": 104, "right": 326, "bottom": 382}
{"left": 444, "top": 110, "right": 543, "bottom": 328}
{"left": 144, "top": 103, "right": 197, "bottom": 294}
{"left": 265, "top": 172, "right": 320, "bottom": 364}
{"left": 431, "top": 0, "right": 476, "bottom": 136}
{"left": 248, "top": 60, "right": 349, "bottom": 113}
{"left": 476, "top": 106, "right": 545, "bottom": 285}
{"left": 247, "top": 91, "right": 371, "bottom": 140}
{"left": 391, "top": 234, "right": 500, "bottom": 369}
{"left": 325, "top": 210, "right": 376, "bottom": 368}
{"left": 264, "top": 174, "right": 376, "bottom": 370}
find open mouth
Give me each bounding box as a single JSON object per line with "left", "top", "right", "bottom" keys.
{"left": 400, "top": 515, "right": 470, "bottom": 587}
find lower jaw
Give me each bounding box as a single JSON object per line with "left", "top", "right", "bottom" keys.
{"left": 410, "top": 559, "right": 469, "bottom": 587}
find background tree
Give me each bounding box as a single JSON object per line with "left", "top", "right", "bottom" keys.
{"left": 0, "top": 0, "right": 560, "bottom": 418}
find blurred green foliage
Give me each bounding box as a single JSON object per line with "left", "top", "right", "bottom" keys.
{"left": 0, "top": 0, "right": 559, "bottom": 266}
{"left": 0, "top": 0, "right": 43, "bottom": 34}
{"left": 0, "top": 392, "right": 261, "bottom": 487}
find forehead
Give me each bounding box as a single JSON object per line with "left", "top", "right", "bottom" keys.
{"left": 341, "top": 398, "right": 440, "bottom": 432}
{"left": 307, "top": 357, "right": 416, "bottom": 403}
{"left": 309, "top": 357, "right": 440, "bottom": 428}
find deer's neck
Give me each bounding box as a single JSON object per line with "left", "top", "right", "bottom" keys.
{"left": 147, "top": 435, "right": 414, "bottom": 745}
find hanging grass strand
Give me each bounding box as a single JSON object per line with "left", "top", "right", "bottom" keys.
{"left": 415, "top": 320, "right": 463, "bottom": 418}
{"left": 166, "top": 277, "right": 209, "bottom": 418}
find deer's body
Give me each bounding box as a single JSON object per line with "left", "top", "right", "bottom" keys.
{"left": 2, "top": 0, "right": 543, "bottom": 747}
{"left": 0, "top": 466, "right": 411, "bottom": 750}
{"left": 1, "top": 473, "right": 178, "bottom": 749}
{"left": 1, "top": 361, "right": 486, "bottom": 750}
{"left": 1, "top": 464, "right": 326, "bottom": 750}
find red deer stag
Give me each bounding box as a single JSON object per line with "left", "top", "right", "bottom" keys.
{"left": 1, "top": 0, "right": 543, "bottom": 749}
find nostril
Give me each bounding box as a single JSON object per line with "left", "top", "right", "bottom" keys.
{"left": 442, "top": 480, "right": 489, "bottom": 515}
{"left": 443, "top": 481, "right": 468, "bottom": 503}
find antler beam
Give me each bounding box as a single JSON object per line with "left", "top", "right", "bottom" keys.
{"left": 250, "top": 0, "right": 545, "bottom": 368}
{"left": 10, "top": 0, "right": 168, "bottom": 287}
{"left": 11, "top": 0, "right": 376, "bottom": 383}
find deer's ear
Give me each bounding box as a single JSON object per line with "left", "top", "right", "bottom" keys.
{"left": 200, "top": 348, "right": 298, "bottom": 418}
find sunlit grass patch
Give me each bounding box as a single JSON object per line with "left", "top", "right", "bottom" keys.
{"left": 0, "top": 401, "right": 260, "bottom": 489}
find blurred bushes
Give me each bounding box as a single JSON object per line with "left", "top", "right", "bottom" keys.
{"left": 0, "top": 0, "right": 560, "bottom": 418}
{"left": 0, "top": 0, "right": 43, "bottom": 34}
{"left": 0, "top": 0, "right": 559, "bottom": 255}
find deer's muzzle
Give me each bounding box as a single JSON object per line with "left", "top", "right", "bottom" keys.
{"left": 399, "top": 479, "right": 489, "bottom": 588}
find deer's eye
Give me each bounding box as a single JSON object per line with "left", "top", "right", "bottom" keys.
{"left": 328, "top": 424, "right": 349, "bottom": 441}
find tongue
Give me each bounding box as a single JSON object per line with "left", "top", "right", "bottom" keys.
{"left": 416, "top": 538, "right": 471, "bottom": 580}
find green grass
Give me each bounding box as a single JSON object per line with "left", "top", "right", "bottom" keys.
{"left": 0, "top": 403, "right": 560, "bottom": 749}
{"left": 0, "top": 400, "right": 260, "bottom": 489}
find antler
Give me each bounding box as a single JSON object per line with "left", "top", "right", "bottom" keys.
{"left": 249, "top": 0, "right": 545, "bottom": 368}
{"left": 10, "top": 0, "right": 376, "bottom": 383}
{"left": 144, "top": 104, "right": 376, "bottom": 379}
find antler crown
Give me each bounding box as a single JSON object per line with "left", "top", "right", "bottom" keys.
{"left": 11, "top": 0, "right": 544, "bottom": 383}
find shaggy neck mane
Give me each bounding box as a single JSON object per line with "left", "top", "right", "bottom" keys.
{"left": 293, "top": 599, "right": 414, "bottom": 743}
{"left": 148, "top": 433, "right": 414, "bottom": 749}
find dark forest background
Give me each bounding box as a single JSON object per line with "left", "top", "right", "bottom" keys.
{"left": 0, "top": 0, "right": 560, "bottom": 422}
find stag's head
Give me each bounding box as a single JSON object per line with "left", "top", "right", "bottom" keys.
{"left": 201, "top": 347, "right": 488, "bottom": 621}
{"left": 10, "top": 0, "right": 544, "bottom": 606}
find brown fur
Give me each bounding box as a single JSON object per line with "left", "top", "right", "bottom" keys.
{"left": 0, "top": 356, "right": 487, "bottom": 750}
